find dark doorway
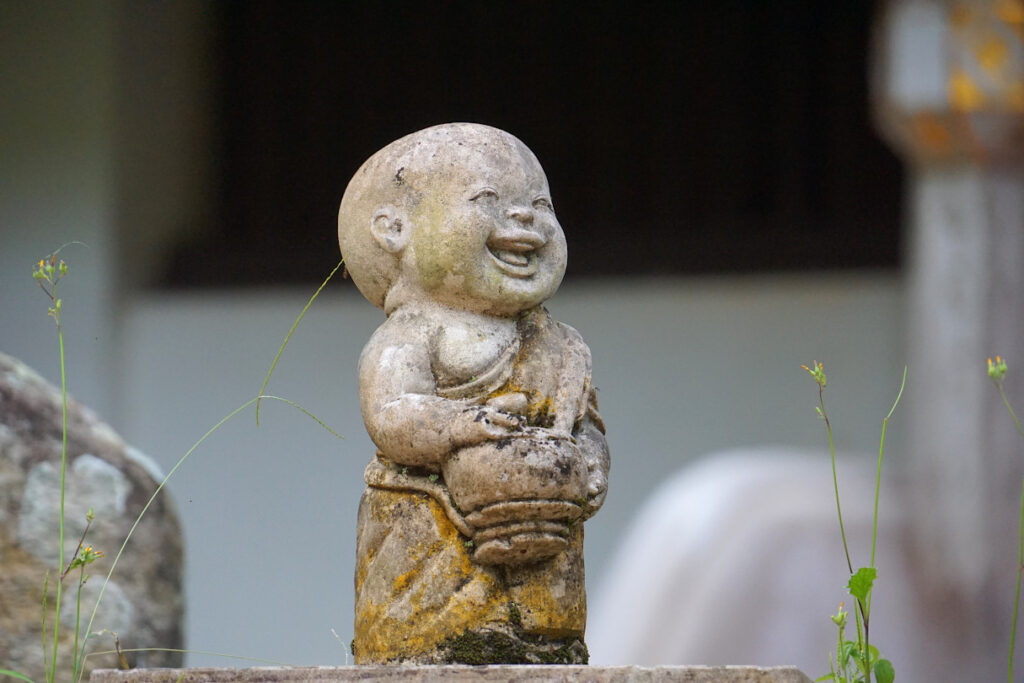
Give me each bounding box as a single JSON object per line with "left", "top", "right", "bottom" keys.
{"left": 163, "top": 1, "right": 901, "bottom": 288}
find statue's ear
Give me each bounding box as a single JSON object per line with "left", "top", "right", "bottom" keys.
{"left": 370, "top": 207, "right": 410, "bottom": 254}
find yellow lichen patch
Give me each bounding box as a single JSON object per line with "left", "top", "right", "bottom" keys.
{"left": 356, "top": 566, "right": 508, "bottom": 662}
{"left": 392, "top": 566, "right": 418, "bottom": 594}
{"left": 369, "top": 491, "right": 397, "bottom": 524}
{"left": 486, "top": 380, "right": 554, "bottom": 427}
{"left": 996, "top": 0, "right": 1024, "bottom": 25}
{"left": 1009, "top": 82, "right": 1024, "bottom": 111}
{"left": 909, "top": 113, "right": 951, "bottom": 154}
{"left": 977, "top": 37, "right": 1008, "bottom": 72}
{"left": 354, "top": 544, "right": 374, "bottom": 590}
{"left": 510, "top": 580, "right": 586, "bottom": 638}
{"left": 428, "top": 497, "right": 474, "bottom": 574}
{"left": 487, "top": 380, "right": 523, "bottom": 400}
{"left": 950, "top": 68, "right": 986, "bottom": 111}
{"left": 527, "top": 395, "right": 554, "bottom": 425}
{"left": 405, "top": 577, "right": 507, "bottom": 657}
{"left": 355, "top": 493, "right": 510, "bottom": 663}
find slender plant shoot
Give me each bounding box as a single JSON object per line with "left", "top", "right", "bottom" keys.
{"left": 256, "top": 258, "right": 344, "bottom": 425}
{"left": 987, "top": 355, "right": 1024, "bottom": 683}
{"left": 805, "top": 361, "right": 903, "bottom": 683}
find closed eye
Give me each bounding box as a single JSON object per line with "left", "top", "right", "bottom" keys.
{"left": 532, "top": 196, "right": 554, "bottom": 211}
{"left": 470, "top": 187, "right": 499, "bottom": 201}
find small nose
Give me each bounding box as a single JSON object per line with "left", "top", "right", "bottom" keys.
{"left": 506, "top": 206, "right": 534, "bottom": 224}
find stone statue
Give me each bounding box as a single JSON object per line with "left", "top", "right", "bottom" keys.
{"left": 338, "top": 123, "right": 610, "bottom": 664}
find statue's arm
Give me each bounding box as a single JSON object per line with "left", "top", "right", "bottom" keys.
{"left": 359, "top": 338, "right": 522, "bottom": 470}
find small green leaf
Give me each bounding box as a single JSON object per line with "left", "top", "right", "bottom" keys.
{"left": 874, "top": 658, "right": 894, "bottom": 683}
{"left": 847, "top": 567, "right": 877, "bottom": 601}
{"left": 814, "top": 674, "right": 836, "bottom": 682}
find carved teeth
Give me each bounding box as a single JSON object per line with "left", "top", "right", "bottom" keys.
{"left": 492, "top": 249, "right": 530, "bottom": 267}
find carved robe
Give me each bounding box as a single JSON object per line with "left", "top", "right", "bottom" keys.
{"left": 352, "top": 307, "right": 607, "bottom": 664}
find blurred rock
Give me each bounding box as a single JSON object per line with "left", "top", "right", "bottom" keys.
{"left": 0, "top": 350, "right": 183, "bottom": 680}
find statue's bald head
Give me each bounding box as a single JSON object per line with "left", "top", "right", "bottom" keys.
{"left": 338, "top": 123, "right": 533, "bottom": 309}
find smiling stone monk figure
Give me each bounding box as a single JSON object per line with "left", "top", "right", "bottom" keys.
{"left": 338, "top": 123, "right": 610, "bottom": 664}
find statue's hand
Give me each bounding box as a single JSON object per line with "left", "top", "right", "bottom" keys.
{"left": 453, "top": 405, "right": 525, "bottom": 445}
{"left": 574, "top": 419, "right": 610, "bottom": 516}
{"left": 585, "top": 468, "right": 608, "bottom": 512}
{"left": 484, "top": 392, "right": 528, "bottom": 416}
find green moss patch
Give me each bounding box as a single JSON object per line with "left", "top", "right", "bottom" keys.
{"left": 439, "top": 624, "right": 587, "bottom": 665}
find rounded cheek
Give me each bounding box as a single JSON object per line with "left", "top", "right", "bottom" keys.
{"left": 539, "top": 229, "right": 568, "bottom": 282}
{"left": 414, "top": 215, "right": 489, "bottom": 292}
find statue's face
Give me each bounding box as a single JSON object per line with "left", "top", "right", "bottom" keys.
{"left": 407, "top": 138, "right": 567, "bottom": 315}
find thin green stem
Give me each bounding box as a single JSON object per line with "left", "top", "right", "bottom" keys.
{"left": 871, "top": 366, "right": 907, "bottom": 568}
{"left": 820, "top": 387, "right": 853, "bottom": 574}
{"left": 995, "top": 381, "right": 1024, "bottom": 683}
{"left": 863, "top": 366, "right": 906, "bottom": 680}
{"left": 39, "top": 572, "right": 49, "bottom": 680}
{"left": 1012, "top": 478, "right": 1024, "bottom": 683}
{"left": 48, "top": 311, "right": 67, "bottom": 683}
{"left": 834, "top": 620, "right": 843, "bottom": 681}
{"left": 79, "top": 396, "right": 260, "bottom": 669}
{"left": 820, "top": 384, "right": 864, "bottom": 678}
{"left": 999, "top": 384, "right": 1024, "bottom": 441}
{"left": 72, "top": 568, "right": 84, "bottom": 680}
{"left": 852, "top": 600, "right": 867, "bottom": 679}
{"left": 77, "top": 394, "right": 342, "bottom": 682}
{"left": 256, "top": 258, "right": 343, "bottom": 425}
{"left": 845, "top": 643, "right": 852, "bottom": 683}
{"left": 60, "top": 516, "right": 92, "bottom": 582}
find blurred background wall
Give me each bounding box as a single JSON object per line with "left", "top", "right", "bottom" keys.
{"left": 2, "top": 0, "right": 919, "bottom": 671}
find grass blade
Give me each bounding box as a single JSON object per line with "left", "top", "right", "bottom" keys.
{"left": 256, "top": 259, "right": 343, "bottom": 425}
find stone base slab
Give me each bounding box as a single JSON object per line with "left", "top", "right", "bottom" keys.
{"left": 91, "top": 666, "right": 812, "bottom": 682}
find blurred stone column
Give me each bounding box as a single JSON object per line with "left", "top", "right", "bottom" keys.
{"left": 872, "top": 0, "right": 1024, "bottom": 665}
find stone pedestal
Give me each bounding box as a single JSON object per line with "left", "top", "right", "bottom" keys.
{"left": 91, "top": 666, "right": 812, "bottom": 683}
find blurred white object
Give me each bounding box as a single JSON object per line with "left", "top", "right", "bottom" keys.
{"left": 588, "top": 450, "right": 922, "bottom": 676}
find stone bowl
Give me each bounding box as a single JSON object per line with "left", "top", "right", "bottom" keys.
{"left": 442, "top": 430, "right": 588, "bottom": 565}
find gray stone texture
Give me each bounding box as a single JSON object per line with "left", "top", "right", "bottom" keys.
{"left": 0, "top": 350, "right": 184, "bottom": 679}
{"left": 90, "top": 666, "right": 812, "bottom": 683}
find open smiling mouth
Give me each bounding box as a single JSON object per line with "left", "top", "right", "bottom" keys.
{"left": 488, "top": 242, "right": 539, "bottom": 278}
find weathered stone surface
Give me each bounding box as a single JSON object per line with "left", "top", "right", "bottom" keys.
{"left": 0, "top": 350, "right": 184, "bottom": 680}
{"left": 91, "top": 665, "right": 812, "bottom": 682}
{"left": 338, "top": 123, "right": 610, "bottom": 663}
